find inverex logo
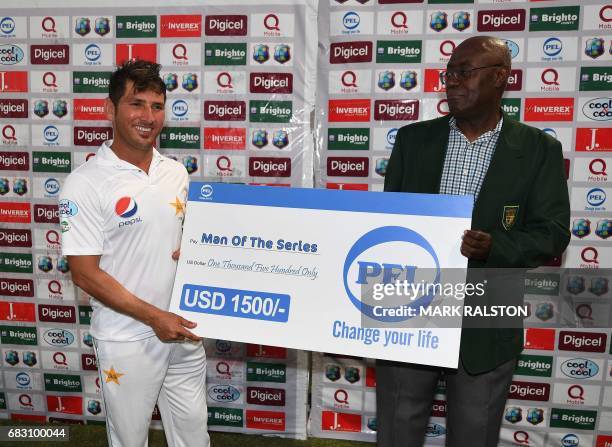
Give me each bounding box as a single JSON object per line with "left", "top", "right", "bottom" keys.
{"left": 508, "top": 381, "right": 550, "bottom": 401}
{"left": 160, "top": 15, "right": 201, "bottom": 38}
{"left": 330, "top": 41, "right": 372, "bottom": 64}
{"left": 327, "top": 157, "right": 369, "bottom": 177}
{"left": 343, "top": 226, "right": 440, "bottom": 321}
{"left": 329, "top": 99, "right": 371, "bottom": 122}
{"left": 249, "top": 157, "right": 291, "bottom": 177}
{"left": 478, "top": 9, "right": 526, "bottom": 32}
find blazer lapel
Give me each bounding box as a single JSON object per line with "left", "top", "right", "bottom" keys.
{"left": 419, "top": 116, "right": 450, "bottom": 194}
{"left": 472, "top": 115, "right": 525, "bottom": 229}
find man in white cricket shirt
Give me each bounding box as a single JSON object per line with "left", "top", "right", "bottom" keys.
{"left": 59, "top": 60, "right": 209, "bottom": 447}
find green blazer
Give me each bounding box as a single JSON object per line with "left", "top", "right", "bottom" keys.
{"left": 384, "top": 114, "right": 570, "bottom": 374}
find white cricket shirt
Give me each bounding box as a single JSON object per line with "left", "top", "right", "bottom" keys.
{"left": 60, "top": 141, "right": 188, "bottom": 341}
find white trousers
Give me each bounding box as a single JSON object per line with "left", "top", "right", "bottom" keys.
{"left": 93, "top": 336, "right": 209, "bottom": 447}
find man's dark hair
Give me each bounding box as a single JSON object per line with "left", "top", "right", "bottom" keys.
{"left": 109, "top": 60, "right": 166, "bottom": 106}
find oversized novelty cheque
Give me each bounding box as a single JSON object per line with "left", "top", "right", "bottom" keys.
{"left": 169, "top": 183, "right": 472, "bottom": 368}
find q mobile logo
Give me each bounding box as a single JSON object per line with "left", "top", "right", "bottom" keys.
{"left": 34, "top": 204, "right": 59, "bottom": 224}
{"left": 375, "top": 99, "right": 419, "bottom": 121}
{"left": 0, "top": 278, "right": 33, "bottom": 297}
{"left": 321, "top": 411, "right": 361, "bottom": 432}
{"left": 328, "top": 99, "right": 371, "bottom": 122}
{"left": 477, "top": 9, "right": 526, "bottom": 32}
{"left": 30, "top": 45, "right": 69, "bottom": 64}
{"left": 115, "top": 43, "right": 157, "bottom": 65}
{"left": 204, "top": 101, "right": 246, "bottom": 121}
{"left": 204, "top": 128, "right": 246, "bottom": 150}
{"left": 508, "top": 381, "right": 551, "bottom": 402}
{"left": 205, "top": 15, "right": 247, "bottom": 36}
{"left": 38, "top": 305, "right": 75, "bottom": 324}
{"left": 115, "top": 197, "right": 138, "bottom": 218}
{"left": 247, "top": 387, "right": 286, "bottom": 406}
{"left": 0, "top": 202, "right": 30, "bottom": 223}
{"left": 249, "top": 157, "right": 291, "bottom": 177}
{"left": 0, "top": 301, "right": 36, "bottom": 322}
{"left": 330, "top": 41, "right": 372, "bottom": 64}
{"left": 73, "top": 126, "right": 112, "bottom": 146}
{"left": 505, "top": 69, "right": 523, "bottom": 92}
{"left": 249, "top": 73, "right": 293, "bottom": 94}
{"left": 245, "top": 410, "right": 286, "bottom": 431}
{"left": 0, "top": 229, "right": 31, "bottom": 248}
{"left": 246, "top": 344, "right": 287, "bottom": 359}
{"left": 0, "top": 71, "right": 27, "bottom": 92}
{"left": 558, "top": 331, "right": 606, "bottom": 353}
{"left": 327, "top": 157, "right": 369, "bottom": 177}
{"left": 524, "top": 98, "right": 574, "bottom": 122}
{"left": 524, "top": 328, "right": 555, "bottom": 351}
{"left": 0, "top": 99, "right": 27, "bottom": 118}
{"left": 73, "top": 99, "right": 106, "bottom": 121}
{"left": 0, "top": 151, "right": 29, "bottom": 170}
{"left": 160, "top": 15, "right": 202, "bottom": 38}
{"left": 576, "top": 128, "right": 612, "bottom": 152}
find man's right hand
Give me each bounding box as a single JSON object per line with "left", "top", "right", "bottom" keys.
{"left": 149, "top": 310, "right": 201, "bottom": 342}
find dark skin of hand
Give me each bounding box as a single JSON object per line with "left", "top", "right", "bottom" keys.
{"left": 461, "top": 230, "right": 492, "bottom": 260}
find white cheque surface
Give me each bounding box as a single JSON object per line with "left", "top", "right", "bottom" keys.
{"left": 170, "top": 183, "right": 472, "bottom": 368}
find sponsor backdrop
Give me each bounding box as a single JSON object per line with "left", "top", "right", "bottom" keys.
{"left": 0, "top": 0, "right": 315, "bottom": 439}
{"left": 0, "top": 0, "right": 611, "bottom": 445}
{"left": 311, "top": 0, "right": 612, "bottom": 446}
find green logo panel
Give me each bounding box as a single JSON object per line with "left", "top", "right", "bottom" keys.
{"left": 0, "top": 253, "right": 33, "bottom": 273}
{"left": 160, "top": 127, "right": 200, "bottom": 149}
{"left": 580, "top": 67, "right": 612, "bottom": 91}
{"left": 515, "top": 354, "right": 553, "bottom": 377}
{"left": 501, "top": 98, "right": 521, "bottom": 120}
{"left": 116, "top": 16, "right": 157, "bottom": 38}
{"left": 207, "top": 407, "right": 243, "bottom": 427}
{"left": 79, "top": 306, "right": 93, "bottom": 325}
{"left": 529, "top": 6, "right": 580, "bottom": 31}
{"left": 44, "top": 373, "right": 83, "bottom": 392}
{"left": 524, "top": 273, "right": 560, "bottom": 296}
{"left": 328, "top": 128, "right": 370, "bottom": 150}
{"left": 32, "top": 152, "right": 71, "bottom": 173}
{"left": 550, "top": 408, "right": 597, "bottom": 430}
{"left": 73, "top": 72, "right": 111, "bottom": 93}
{"left": 249, "top": 101, "right": 292, "bottom": 123}
{"left": 204, "top": 43, "right": 247, "bottom": 66}
{"left": 0, "top": 325, "right": 38, "bottom": 345}
{"left": 246, "top": 362, "right": 286, "bottom": 383}
{"left": 376, "top": 40, "right": 422, "bottom": 63}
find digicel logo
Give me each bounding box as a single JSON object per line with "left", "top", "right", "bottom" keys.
{"left": 374, "top": 100, "right": 419, "bottom": 121}
{"left": 30, "top": 45, "right": 69, "bottom": 64}
{"left": 327, "top": 183, "right": 369, "bottom": 191}
{"left": 81, "top": 354, "right": 97, "bottom": 371}
{"left": 0, "top": 202, "right": 31, "bottom": 223}
{"left": 330, "top": 41, "right": 372, "bottom": 64}
{"left": 204, "top": 15, "right": 247, "bottom": 36}
{"left": 115, "top": 44, "right": 157, "bottom": 65}
{"left": 246, "top": 387, "right": 286, "bottom": 406}
{"left": 0, "top": 99, "right": 28, "bottom": 118}
{"left": 524, "top": 98, "right": 574, "bottom": 122}
{"left": 321, "top": 411, "right": 362, "bottom": 432}
{"left": 505, "top": 69, "right": 523, "bottom": 92}
{"left": 327, "top": 157, "right": 369, "bottom": 177}
{"left": 34, "top": 204, "right": 59, "bottom": 224}
{"left": 160, "top": 15, "right": 202, "bottom": 37}
{"left": 203, "top": 128, "right": 246, "bottom": 150}
{"left": 576, "top": 128, "right": 612, "bottom": 152}
{"left": 46, "top": 395, "right": 83, "bottom": 415}
{"left": 431, "top": 399, "right": 447, "bottom": 418}
{"left": 250, "top": 73, "right": 293, "bottom": 94}
{"left": 477, "top": 9, "right": 526, "bottom": 32}
{"left": 328, "top": 99, "right": 371, "bottom": 122}
{"left": 38, "top": 305, "right": 76, "bottom": 323}
{"left": 0, "top": 151, "right": 29, "bottom": 170}
{"left": 0, "top": 301, "right": 36, "bottom": 322}
{"left": 204, "top": 101, "right": 246, "bottom": 121}
{"left": 245, "top": 410, "right": 285, "bottom": 431}
{"left": 249, "top": 157, "right": 291, "bottom": 177}
{"left": 74, "top": 126, "right": 112, "bottom": 146}
{"left": 0, "top": 71, "right": 28, "bottom": 92}
{"left": 508, "top": 381, "right": 551, "bottom": 401}
{"left": 558, "top": 330, "right": 607, "bottom": 353}
{"left": 73, "top": 99, "right": 107, "bottom": 121}
{"left": 524, "top": 328, "right": 555, "bottom": 351}
{"left": 0, "top": 229, "right": 31, "bottom": 248}
{"left": 0, "top": 279, "right": 33, "bottom": 297}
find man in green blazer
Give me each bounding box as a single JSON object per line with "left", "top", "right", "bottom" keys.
{"left": 376, "top": 36, "right": 570, "bottom": 447}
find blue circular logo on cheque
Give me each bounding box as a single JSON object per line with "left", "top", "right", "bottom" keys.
{"left": 343, "top": 226, "right": 440, "bottom": 322}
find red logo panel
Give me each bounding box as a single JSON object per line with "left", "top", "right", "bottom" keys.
{"left": 160, "top": 15, "right": 202, "bottom": 37}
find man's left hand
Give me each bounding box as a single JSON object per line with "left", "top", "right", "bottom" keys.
{"left": 461, "top": 230, "right": 492, "bottom": 260}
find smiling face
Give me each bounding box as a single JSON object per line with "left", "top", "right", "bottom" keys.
{"left": 106, "top": 80, "right": 165, "bottom": 154}
{"left": 445, "top": 37, "right": 509, "bottom": 121}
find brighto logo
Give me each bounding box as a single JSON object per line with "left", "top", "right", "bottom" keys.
{"left": 343, "top": 226, "right": 440, "bottom": 322}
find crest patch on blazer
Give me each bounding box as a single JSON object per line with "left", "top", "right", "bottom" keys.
{"left": 502, "top": 205, "right": 519, "bottom": 231}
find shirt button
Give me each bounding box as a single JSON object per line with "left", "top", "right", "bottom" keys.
{"left": 463, "top": 169, "right": 468, "bottom": 175}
